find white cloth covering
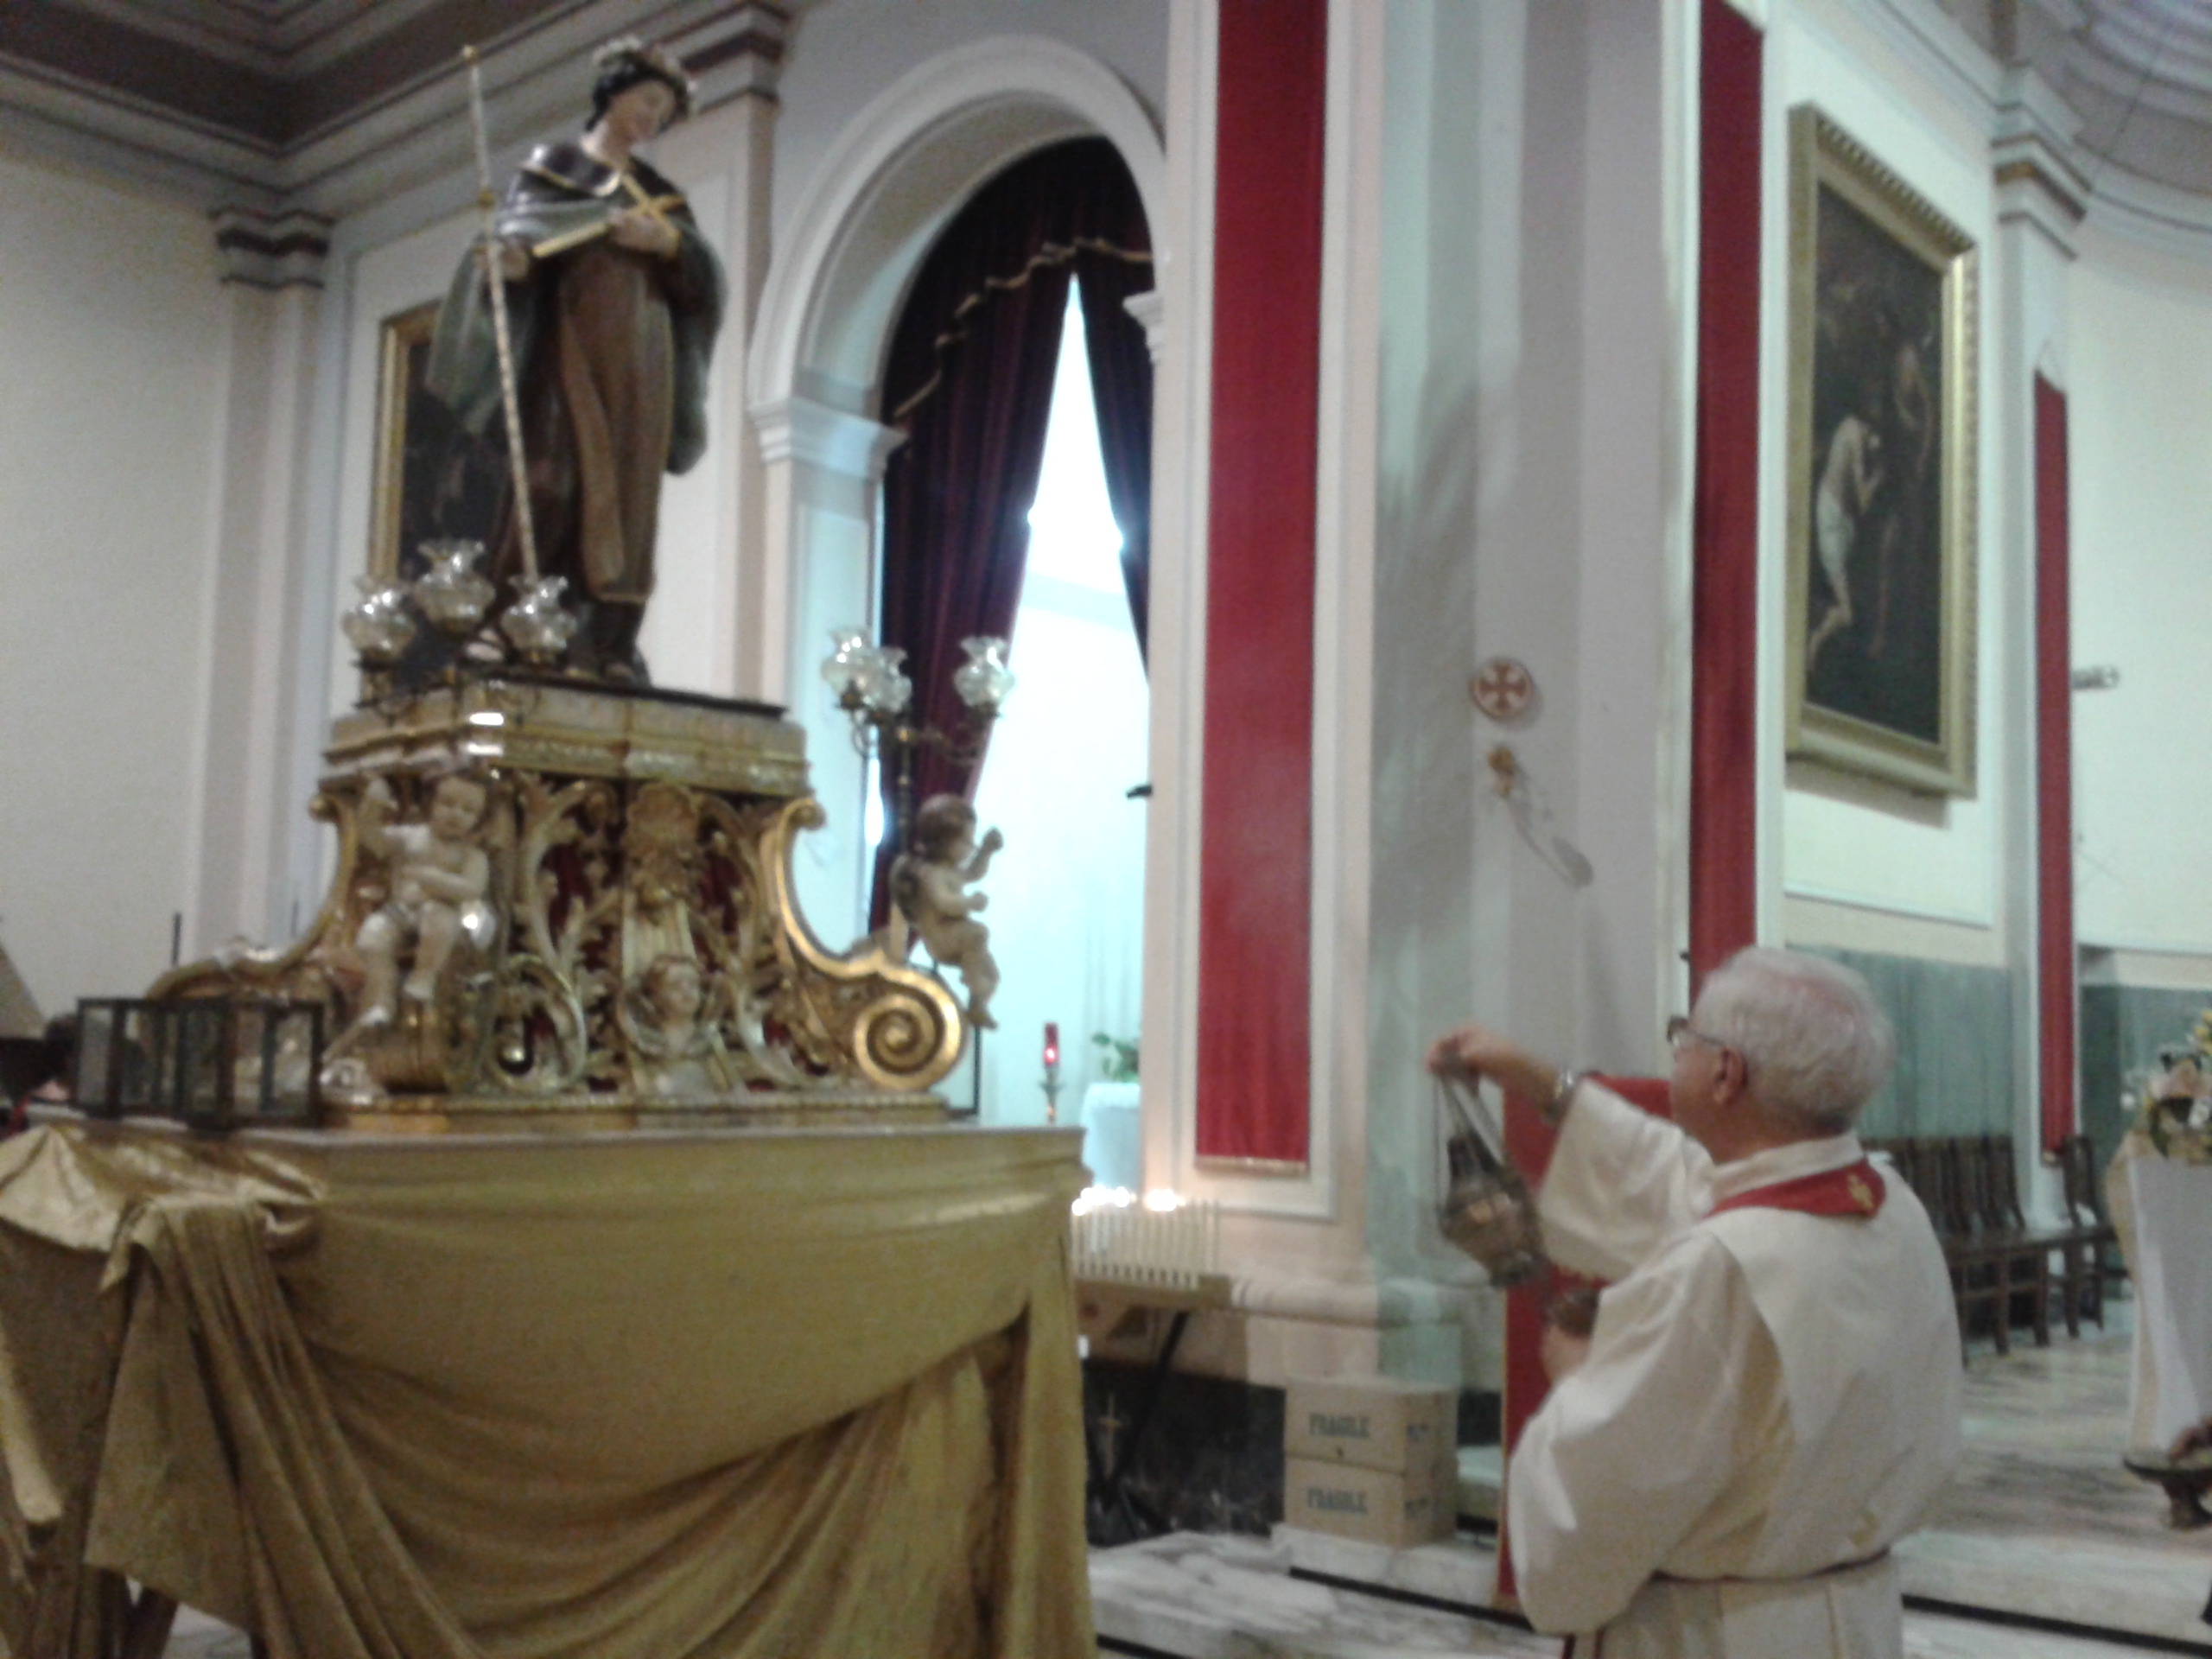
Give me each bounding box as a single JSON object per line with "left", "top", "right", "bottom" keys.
{"left": 1507, "top": 1083, "right": 1961, "bottom": 1656}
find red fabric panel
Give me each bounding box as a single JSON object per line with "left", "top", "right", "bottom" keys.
{"left": 1688, "top": 0, "right": 1764, "bottom": 988}
{"left": 1194, "top": 0, "right": 1326, "bottom": 1164}
{"left": 1497, "top": 1075, "right": 1669, "bottom": 1602}
{"left": 2035, "top": 378, "right": 2076, "bottom": 1154}
{"left": 1497, "top": 1087, "right": 1554, "bottom": 1606}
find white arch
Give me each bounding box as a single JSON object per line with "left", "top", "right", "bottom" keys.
{"left": 748, "top": 34, "right": 1165, "bottom": 418}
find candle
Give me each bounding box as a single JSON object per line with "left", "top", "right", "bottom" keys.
{"left": 1044, "top": 1022, "right": 1059, "bottom": 1068}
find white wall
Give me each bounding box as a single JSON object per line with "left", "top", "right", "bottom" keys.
{"left": 2069, "top": 232, "right": 2212, "bottom": 957}
{"left": 1765, "top": 0, "right": 2011, "bottom": 951}
{"left": 0, "top": 150, "right": 230, "bottom": 1012}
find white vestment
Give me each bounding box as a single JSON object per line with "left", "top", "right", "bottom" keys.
{"left": 1507, "top": 1084, "right": 1961, "bottom": 1657}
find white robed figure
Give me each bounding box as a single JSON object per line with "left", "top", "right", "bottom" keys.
{"left": 1431, "top": 948, "right": 1961, "bottom": 1659}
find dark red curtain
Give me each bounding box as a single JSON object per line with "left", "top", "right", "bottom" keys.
{"left": 1078, "top": 259, "right": 1155, "bottom": 660}
{"left": 2035, "top": 377, "right": 2075, "bottom": 1154}
{"left": 1688, "top": 0, "right": 1764, "bottom": 991}
{"left": 1193, "top": 0, "right": 1327, "bottom": 1167}
{"left": 872, "top": 137, "right": 1152, "bottom": 923}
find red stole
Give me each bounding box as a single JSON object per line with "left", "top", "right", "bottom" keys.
{"left": 1707, "top": 1157, "right": 1885, "bottom": 1219}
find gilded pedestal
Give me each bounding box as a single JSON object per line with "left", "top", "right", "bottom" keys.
{"left": 155, "top": 678, "right": 963, "bottom": 1128}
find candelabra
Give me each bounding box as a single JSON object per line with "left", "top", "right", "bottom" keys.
{"left": 340, "top": 539, "right": 577, "bottom": 696}
{"left": 819, "top": 629, "right": 1014, "bottom": 855}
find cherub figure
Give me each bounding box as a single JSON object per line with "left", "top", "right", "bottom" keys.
{"left": 889, "top": 795, "right": 1003, "bottom": 1029}
{"left": 353, "top": 774, "right": 493, "bottom": 1028}
{"left": 623, "top": 952, "right": 734, "bottom": 1096}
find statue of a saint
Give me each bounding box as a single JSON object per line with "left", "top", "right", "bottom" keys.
{"left": 427, "top": 37, "right": 726, "bottom": 682}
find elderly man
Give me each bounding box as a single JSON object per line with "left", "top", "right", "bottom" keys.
{"left": 1429, "top": 947, "right": 1961, "bottom": 1658}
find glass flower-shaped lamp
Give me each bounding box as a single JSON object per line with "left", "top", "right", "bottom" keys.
{"left": 340, "top": 574, "right": 416, "bottom": 664}
{"left": 952, "top": 636, "right": 1014, "bottom": 716}
{"left": 413, "top": 540, "right": 496, "bottom": 636}
{"left": 822, "top": 627, "right": 873, "bottom": 702}
{"left": 500, "top": 574, "right": 578, "bottom": 666}
{"left": 857, "top": 646, "right": 913, "bottom": 717}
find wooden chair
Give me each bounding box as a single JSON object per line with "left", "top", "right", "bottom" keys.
{"left": 1967, "top": 1134, "right": 2054, "bottom": 1349}
{"left": 2053, "top": 1132, "right": 2124, "bottom": 1331}
{"left": 1885, "top": 1137, "right": 2008, "bottom": 1355}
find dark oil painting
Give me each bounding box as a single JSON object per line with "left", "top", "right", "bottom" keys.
{"left": 1802, "top": 183, "right": 1945, "bottom": 747}
{"left": 378, "top": 302, "right": 505, "bottom": 584}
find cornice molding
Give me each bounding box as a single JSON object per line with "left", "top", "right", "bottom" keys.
{"left": 1837, "top": 0, "right": 2212, "bottom": 264}
{"left": 212, "top": 205, "right": 333, "bottom": 288}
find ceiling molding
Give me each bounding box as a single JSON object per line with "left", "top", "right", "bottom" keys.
{"left": 0, "top": 0, "right": 791, "bottom": 222}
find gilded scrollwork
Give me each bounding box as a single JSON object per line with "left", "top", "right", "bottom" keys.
{"left": 149, "top": 684, "right": 968, "bottom": 1112}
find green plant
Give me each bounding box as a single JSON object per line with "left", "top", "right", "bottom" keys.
{"left": 1090, "top": 1032, "right": 1138, "bottom": 1084}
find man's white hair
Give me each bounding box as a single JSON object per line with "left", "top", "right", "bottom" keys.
{"left": 1693, "top": 947, "right": 1895, "bottom": 1135}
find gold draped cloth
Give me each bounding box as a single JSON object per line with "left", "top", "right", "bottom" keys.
{"left": 0, "top": 1121, "right": 1092, "bottom": 1659}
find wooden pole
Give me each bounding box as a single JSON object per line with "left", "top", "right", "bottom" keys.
{"left": 462, "top": 44, "right": 539, "bottom": 581}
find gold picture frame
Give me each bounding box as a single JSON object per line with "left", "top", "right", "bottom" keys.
{"left": 366, "top": 297, "right": 505, "bottom": 588}
{"left": 368, "top": 299, "right": 441, "bottom": 582}
{"left": 1784, "top": 105, "right": 1979, "bottom": 798}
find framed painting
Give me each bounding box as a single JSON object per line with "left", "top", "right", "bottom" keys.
{"left": 1784, "top": 105, "right": 1979, "bottom": 797}
{"left": 366, "top": 298, "right": 504, "bottom": 584}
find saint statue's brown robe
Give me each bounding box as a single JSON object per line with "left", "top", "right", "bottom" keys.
{"left": 428, "top": 140, "right": 725, "bottom": 657}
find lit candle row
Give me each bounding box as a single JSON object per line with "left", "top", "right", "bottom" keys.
{"left": 1070, "top": 1185, "right": 1220, "bottom": 1288}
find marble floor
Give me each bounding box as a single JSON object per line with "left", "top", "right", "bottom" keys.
{"left": 1095, "top": 1301, "right": 2212, "bottom": 1658}
{"left": 1898, "top": 1300, "right": 2212, "bottom": 1647}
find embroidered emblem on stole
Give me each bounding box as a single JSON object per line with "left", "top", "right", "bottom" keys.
{"left": 1707, "top": 1158, "right": 1886, "bottom": 1218}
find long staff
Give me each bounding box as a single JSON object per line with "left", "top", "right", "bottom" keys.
{"left": 462, "top": 44, "right": 539, "bottom": 581}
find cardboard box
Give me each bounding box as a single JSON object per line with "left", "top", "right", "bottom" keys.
{"left": 1281, "top": 1455, "right": 1459, "bottom": 1548}
{"left": 1283, "top": 1376, "right": 1459, "bottom": 1473}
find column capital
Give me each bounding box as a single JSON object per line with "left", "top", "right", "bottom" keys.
{"left": 752, "top": 396, "right": 904, "bottom": 480}
{"left": 210, "top": 207, "right": 333, "bottom": 289}
{"left": 1993, "top": 75, "right": 2088, "bottom": 260}
{"left": 1122, "top": 289, "right": 1166, "bottom": 366}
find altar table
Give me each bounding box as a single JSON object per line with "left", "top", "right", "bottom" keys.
{"left": 0, "top": 1117, "right": 1092, "bottom": 1659}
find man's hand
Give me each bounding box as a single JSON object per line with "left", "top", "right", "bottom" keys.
{"left": 610, "top": 208, "right": 679, "bottom": 258}
{"left": 489, "top": 238, "right": 531, "bottom": 283}
{"left": 1427, "top": 1023, "right": 1559, "bottom": 1110}
{"left": 1541, "top": 1325, "right": 1591, "bottom": 1383}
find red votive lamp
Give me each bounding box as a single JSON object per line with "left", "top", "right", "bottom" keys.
{"left": 1042, "top": 1022, "right": 1062, "bottom": 1124}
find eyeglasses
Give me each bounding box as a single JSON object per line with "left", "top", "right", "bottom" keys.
{"left": 1667, "top": 1016, "right": 1725, "bottom": 1054}
{"left": 1667, "top": 1016, "right": 1745, "bottom": 1078}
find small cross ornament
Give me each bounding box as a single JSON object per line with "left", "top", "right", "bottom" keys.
{"left": 1471, "top": 656, "right": 1537, "bottom": 724}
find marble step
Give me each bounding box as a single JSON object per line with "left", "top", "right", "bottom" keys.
{"left": 1090, "top": 1530, "right": 2195, "bottom": 1659}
